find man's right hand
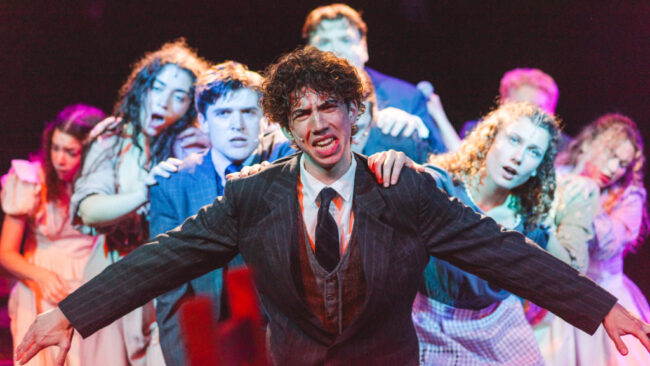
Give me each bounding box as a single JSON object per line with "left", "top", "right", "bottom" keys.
{"left": 15, "top": 307, "right": 73, "bottom": 366}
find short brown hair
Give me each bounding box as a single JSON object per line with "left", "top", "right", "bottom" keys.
{"left": 261, "top": 46, "right": 364, "bottom": 131}
{"left": 302, "top": 3, "right": 367, "bottom": 40}
{"left": 195, "top": 61, "right": 263, "bottom": 116}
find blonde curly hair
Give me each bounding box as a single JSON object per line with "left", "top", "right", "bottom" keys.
{"left": 556, "top": 113, "right": 648, "bottom": 250}
{"left": 429, "top": 102, "right": 561, "bottom": 230}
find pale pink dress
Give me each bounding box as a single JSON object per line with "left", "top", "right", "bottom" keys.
{"left": 574, "top": 185, "right": 650, "bottom": 366}
{"left": 1, "top": 160, "right": 99, "bottom": 366}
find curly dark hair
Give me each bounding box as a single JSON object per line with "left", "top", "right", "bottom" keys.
{"left": 429, "top": 102, "right": 561, "bottom": 230}
{"left": 261, "top": 46, "right": 364, "bottom": 134}
{"left": 111, "top": 38, "right": 208, "bottom": 164}
{"left": 40, "top": 104, "right": 105, "bottom": 202}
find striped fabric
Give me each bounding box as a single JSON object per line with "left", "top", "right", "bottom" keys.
{"left": 413, "top": 293, "right": 544, "bottom": 366}
{"left": 60, "top": 153, "right": 617, "bottom": 365}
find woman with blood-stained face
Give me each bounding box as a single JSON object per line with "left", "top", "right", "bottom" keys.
{"left": 555, "top": 114, "right": 650, "bottom": 366}
{"left": 0, "top": 104, "right": 104, "bottom": 366}
{"left": 70, "top": 39, "right": 209, "bottom": 366}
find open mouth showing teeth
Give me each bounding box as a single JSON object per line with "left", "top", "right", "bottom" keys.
{"left": 314, "top": 137, "right": 335, "bottom": 147}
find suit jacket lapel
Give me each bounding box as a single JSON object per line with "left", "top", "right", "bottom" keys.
{"left": 336, "top": 153, "right": 393, "bottom": 345}
{"left": 261, "top": 154, "right": 333, "bottom": 343}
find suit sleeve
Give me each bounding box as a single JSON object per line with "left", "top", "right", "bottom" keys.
{"left": 59, "top": 181, "right": 241, "bottom": 338}
{"left": 149, "top": 176, "right": 182, "bottom": 238}
{"left": 415, "top": 172, "right": 616, "bottom": 335}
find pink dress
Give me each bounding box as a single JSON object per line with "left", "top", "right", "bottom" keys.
{"left": 574, "top": 185, "right": 650, "bottom": 366}
{"left": 1, "top": 160, "right": 99, "bottom": 366}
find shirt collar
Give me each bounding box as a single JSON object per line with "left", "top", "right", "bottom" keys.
{"left": 299, "top": 153, "right": 356, "bottom": 205}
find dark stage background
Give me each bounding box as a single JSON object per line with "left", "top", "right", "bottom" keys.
{"left": 0, "top": 1, "right": 648, "bottom": 298}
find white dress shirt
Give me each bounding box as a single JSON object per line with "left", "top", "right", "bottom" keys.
{"left": 299, "top": 153, "right": 356, "bottom": 255}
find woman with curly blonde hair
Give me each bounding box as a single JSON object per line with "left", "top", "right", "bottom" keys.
{"left": 369, "top": 101, "right": 561, "bottom": 364}
{"left": 556, "top": 114, "right": 650, "bottom": 366}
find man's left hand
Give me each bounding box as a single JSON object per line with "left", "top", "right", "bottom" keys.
{"left": 603, "top": 303, "right": 650, "bottom": 355}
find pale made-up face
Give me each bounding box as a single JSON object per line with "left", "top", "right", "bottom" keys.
{"left": 506, "top": 84, "right": 555, "bottom": 114}
{"left": 141, "top": 64, "right": 193, "bottom": 136}
{"left": 484, "top": 116, "right": 551, "bottom": 191}
{"left": 308, "top": 18, "right": 369, "bottom": 69}
{"left": 50, "top": 129, "right": 83, "bottom": 182}
{"left": 199, "top": 88, "right": 263, "bottom": 164}
{"left": 286, "top": 89, "right": 358, "bottom": 180}
{"left": 576, "top": 130, "right": 635, "bottom": 189}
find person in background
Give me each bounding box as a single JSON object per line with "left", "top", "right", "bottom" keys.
{"left": 558, "top": 113, "right": 650, "bottom": 366}
{"left": 71, "top": 39, "right": 209, "bottom": 366}
{"left": 149, "top": 61, "right": 294, "bottom": 366}
{"left": 14, "top": 47, "right": 650, "bottom": 366}
{"left": 303, "top": 3, "right": 447, "bottom": 153}
{"left": 351, "top": 69, "right": 431, "bottom": 163}
{"left": 371, "top": 102, "right": 560, "bottom": 365}
{"left": 421, "top": 67, "right": 561, "bottom": 152}
{"left": 0, "top": 104, "right": 104, "bottom": 366}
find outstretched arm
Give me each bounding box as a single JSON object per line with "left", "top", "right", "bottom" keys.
{"left": 15, "top": 308, "right": 72, "bottom": 366}
{"left": 16, "top": 180, "right": 241, "bottom": 364}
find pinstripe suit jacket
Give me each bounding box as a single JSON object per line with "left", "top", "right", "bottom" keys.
{"left": 149, "top": 131, "right": 294, "bottom": 366}
{"left": 60, "top": 153, "right": 616, "bottom": 365}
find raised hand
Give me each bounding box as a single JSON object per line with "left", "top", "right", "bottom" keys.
{"left": 367, "top": 149, "right": 424, "bottom": 188}
{"left": 376, "top": 107, "right": 429, "bottom": 139}
{"left": 88, "top": 116, "right": 122, "bottom": 140}
{"left": 177, "top": 126, "right": 211, "bottom": 151}
{"left": 226, "top": 161, "right": 271, "bottom": 180}
{"left": 144, "top": 157, "right": 183, "bottom": 186}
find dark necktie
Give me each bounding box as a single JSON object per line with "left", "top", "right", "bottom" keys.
{"left": 225, "top": 163, "right": 242, "bottom": 176}
{"left": 315, "top": 187, "right": 340, "bottom": 272}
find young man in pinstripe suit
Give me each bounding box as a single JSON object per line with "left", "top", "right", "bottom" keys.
{"left": 16, "top": 47, "right": 650, "bottom": 366}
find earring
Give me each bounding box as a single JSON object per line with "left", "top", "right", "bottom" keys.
{"left": 531, "top": 170, "right": 537, "bottom": 177}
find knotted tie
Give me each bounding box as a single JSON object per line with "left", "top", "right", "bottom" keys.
{"left": 315, "top": 187, "right": 340, "bottom": 272}
{"left": 225, "top": 163, "right": 242, "bottom": 176}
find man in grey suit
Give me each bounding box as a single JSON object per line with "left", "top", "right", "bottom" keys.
{"left": 149, "top": 61, "right": 294, "bottom": 366}
{"left": 17, "top": 47, "right": 650, "bottom": 366}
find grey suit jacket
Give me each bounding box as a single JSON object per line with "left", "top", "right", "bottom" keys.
{"left": 60, "top": 153, "right": 616, "bottom": 366}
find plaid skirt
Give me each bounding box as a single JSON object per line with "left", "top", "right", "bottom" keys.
{"left": 412, "top": 293, "right": 544, "bottom": 366}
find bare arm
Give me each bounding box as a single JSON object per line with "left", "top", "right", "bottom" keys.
{"left": 78, "top": 190, "right": 148, "bottom": 226}
{"left": 0, "top": 215, "right": 70, "bottom": 303}
{"left": 424, "top": 93, "right": 461, "bottom": 151}
{"left": 78, "top": 158, "right": 182, "bottom": 226}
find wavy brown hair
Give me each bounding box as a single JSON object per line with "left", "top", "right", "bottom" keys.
{"left": 556, "top": 113, "right": 648, "bottom": 250}
{"left": 110, "top": 38, "right": 208, "bottom": 164}
{"left": 40, "top": 104, "right": 105, "bottom": 202}
{"left": 261, "top": 46, "right": 364, "bottom": 135}
{"left": 429, "top": 102, "right": 561, "bottom": 230}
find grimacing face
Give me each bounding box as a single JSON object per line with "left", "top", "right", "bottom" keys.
{"left": 576, "top": 130, "right": 635, "bottom": 189}
{"left": 308, "top": 18, "right": 369, "bottom": 69}
{"left": 286, "top": 88, "right": 357, "bottom": 178}
{"left": 141, "top": 64, "right": 193, "bottom": 137}
{"left": 50, "top": 129, "right": 83, "bottom": 182}
{"left": 199, "top": 88, "right": 263, "bottom": 164}
{"left": 484, "top": 116, "right": 551, "bottom": 191}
